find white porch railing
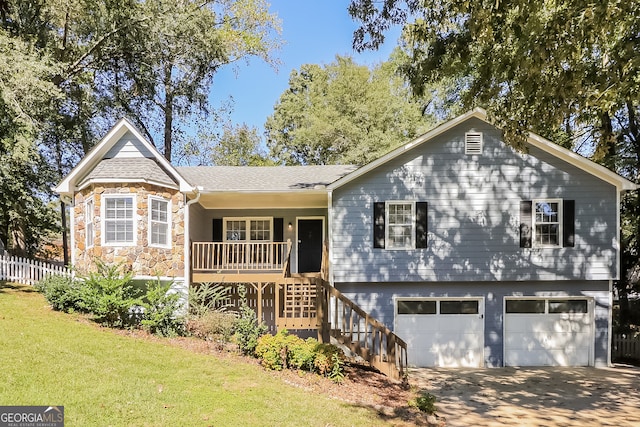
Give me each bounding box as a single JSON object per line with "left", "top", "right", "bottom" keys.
{"left": 192, "top": 241, "right": 291, "bottom": 272}
{"left": 0, "top": 254, "right": 71, "bottom": 285}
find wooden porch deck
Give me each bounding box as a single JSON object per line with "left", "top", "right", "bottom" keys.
{"left": 190, "top": 240, "right": 407, "bottom": 380}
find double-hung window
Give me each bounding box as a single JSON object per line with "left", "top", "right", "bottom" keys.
{"left": 520, "top": 199, "right": 574, "bottom": 248}
{"left": 386, "top": 201, "right": 415, "bottom": 249}
{"left": 103, "top": 196, "right": 135, "bottom": 245}
{"left": 533, "top": 199, "right": 561, "bottom": 247}
{"left": 86, "top": 198, "right": 94, "bottom": 248}
{"left": 149, "top": 197, "right": 170, "bottom": 248}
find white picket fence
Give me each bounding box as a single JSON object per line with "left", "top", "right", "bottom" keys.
{"left": 0, "top": 254, "right": 71, "bottom": 286}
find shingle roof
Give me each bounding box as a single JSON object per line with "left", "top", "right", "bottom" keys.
{"left": 175, "top": 165, "right": 357, "bottom": 192}
{"left": 79, "top": 158, "right": 178, "bottom": 188}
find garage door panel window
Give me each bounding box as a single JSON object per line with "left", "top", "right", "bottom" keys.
{"left": 398, "top": 300, "right": 436, "bottom": 315}
{"left": 549, "top": 300, "right": 588, "bottom": 314}
{"left": 506, "top": 299, "right": 545, "bottom": 314}
{"left": 440, "top": 300, "right": 479, "bottom": 314}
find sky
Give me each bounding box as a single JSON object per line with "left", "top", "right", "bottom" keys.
{"left": 208, "top": 0, "right": 401, "bottom": 131}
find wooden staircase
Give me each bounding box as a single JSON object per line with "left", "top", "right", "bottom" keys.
{"left": 191, "top": 239, "right": 408, "bottom": 380}
{"left": 274, "top": 276, "right": 407, "bottom": 381}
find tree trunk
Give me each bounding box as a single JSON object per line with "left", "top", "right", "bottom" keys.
{"left": 60, "top": 201, "right": 69, "bottom": 266}
{"left": 163, "top": 64, "right": 174, "bottom": 161}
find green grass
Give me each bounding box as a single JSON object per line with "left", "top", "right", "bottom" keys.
{"left": 0, "top": 282, "right": 389, "bottom": 426}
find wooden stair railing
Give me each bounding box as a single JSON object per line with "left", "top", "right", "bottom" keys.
{"left": 315, "top": 280, "right": 408, "bottom": 381}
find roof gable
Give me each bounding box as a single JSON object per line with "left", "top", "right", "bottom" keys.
{"left": 328, "top": 108, "right": 638, "bottom": 192}
{"left": 55, "top": 119, "right": 192, "bottom": 196}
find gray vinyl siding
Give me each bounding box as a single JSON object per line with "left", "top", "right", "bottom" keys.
{"left": 105, "top": 131, "right": 155, "bottom": 158}
{"left": 331, "top": 118, "right": 618, "bottom": 282}
{"left": 336, "top": 280, "right": 611, "bottom": 367}
{"left": 189, "top": 207, "right": 327, "bottom": 274}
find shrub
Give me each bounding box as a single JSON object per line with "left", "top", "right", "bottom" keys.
{"left": 410, "top": 391, "right": 437, "bottom": 414}
{"left": 35, "top": 274, "right": 85, "bottom": 313}
{"left": 233, "top": 285, "right": 268, "bottom": 356}
{"left": 255, "top": 330, "right": 303, "bottom": 370}
{"left": 255, "top": 330, "right": 345, "bottom": 380}
{"left": 80, "top": 261, "right": 141, "bottom": 328}
{"left": 188, "top": 282, "right": 231, "bottom": 317}
{"left": 328, "top": 353, "right": 345, "bottom": 384}
{"left": 140, "top": 278, "right": 185, "bottom": 337}
{"left": 187, "top": 310, "right": 237, "bottom": 341}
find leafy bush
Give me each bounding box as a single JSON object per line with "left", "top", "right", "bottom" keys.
{"left": 328, "top": 353, "right": 345, "bottom": 384}
{"left": 140, "top": 278, "right": 185, "bottom": 337}
{"left": 233, "top": 285, "right": 268, "bottom": 356}
{"left": 410, "top": 391, "right": 437, "bottom": 414}
{"left": 187, "top": 310, "right": 238, "bottom": 341}
{"left": 35, "top": 274, "right": 85, "bottom": 313}
{"left": 80, "top": 261, "right": 141, "bottom": 328}
{"left": 255, "top": 330, "right": 302, "bottom": 370}
{"left": 188, "top": 282, "right": 231, "bottom": 317}
{"left": 255, "top": 330, "right": 345, "bottom": 381}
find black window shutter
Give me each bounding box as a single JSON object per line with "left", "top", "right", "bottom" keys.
{"left": 520, "top": 201, "right": 532, "bottom": 248}
{"left": 273, "top": 218, "right": 284, "bottom": 242}
{"left": 212, "top": 218, "right": 223, "bottom": 242}
{"left": 416, "top": 202, "right": 428, "bottom": 248}
{"left": 373, "top": 202, "right": 385, "bottom": 249}
{"left": 563, "top": 200, "right": 575, "bottom": 247}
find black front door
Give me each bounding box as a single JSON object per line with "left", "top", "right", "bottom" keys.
{"left": 297, "top": 219, "right": 323, "bottom": 273}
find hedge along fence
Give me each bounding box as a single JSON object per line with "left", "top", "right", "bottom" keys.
{"left": 612, "top": 334, "right": 640, "bottom": 361}
{"left": 0, "top": 254, "right": 71, "bottom": 286}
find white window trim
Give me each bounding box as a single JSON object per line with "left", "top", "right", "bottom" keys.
{"left": 85, "top": 197, "right": 94, "bottom": 248}
{"left": 532, "top": 198, "right": 563, "bottom": 248}
{"left": 385, "top": 200, "right": 415, "bottom": 250}
{"left": 148, "top": 196, "right": 171, "bottom": 249}
{"left": 101, "top": 194, "right": 137, "bottom": 247}
{"left": 222, "top": 217, "right": 273, "bottom": 242}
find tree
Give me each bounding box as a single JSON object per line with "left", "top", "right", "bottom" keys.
{"left": 0, "top": 0, "right": 281, "bottom": 258}
{"left": 266, "top": 54, "right": 434, "bottom": 166}
{"left": 100, "top": 0, "right": 281, "bottom": 161}
{"left": 0, "top": 29, "right": 62, "bottom": 255}
{"left": 349, "top": 0, "right": 640, "bottom": 328}
{"left": 177, "top": 119, "right": 273, "bottom": 166}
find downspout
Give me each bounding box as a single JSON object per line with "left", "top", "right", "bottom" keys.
{"left": 183, "top": 186, "right": 203, "bottom": 308}
{"left": 327, "top": 190, "right": 333, "bottom": 286}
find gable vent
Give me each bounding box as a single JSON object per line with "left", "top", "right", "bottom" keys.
{"left": 465, "top": 132, "right": 483, "bottom": 154}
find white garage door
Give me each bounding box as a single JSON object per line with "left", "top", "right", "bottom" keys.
{"left": 395, "top": 298, "right": 484, "bottom": 368}
{"left": 504, "top": 298, "right": 593, "bottom": 366}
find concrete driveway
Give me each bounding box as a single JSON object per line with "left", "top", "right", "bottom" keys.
{"left": 410, "top": 365, "right": 640, "bottom": 426}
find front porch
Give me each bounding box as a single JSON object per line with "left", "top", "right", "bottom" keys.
{"left": 189, "top": 240, "right": 408, "bottom": 380}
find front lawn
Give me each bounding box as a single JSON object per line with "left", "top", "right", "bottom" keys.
{"left": 0, "top": 282, "right": 393, "bottom": 426}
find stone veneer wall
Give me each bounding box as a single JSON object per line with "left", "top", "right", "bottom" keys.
{"left": 73, "top": 183, "right": 185, "bottom": 277}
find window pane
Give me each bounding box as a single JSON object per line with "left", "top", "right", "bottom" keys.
{"left": 440, "top": 300, "right": 479, "bottom": 314}
{"left": 549, "top": 300, "right": 588, "bottom": 314}
{"left": 397, "top": 300, "right": 436, "bottom": 315}
{"left": 506, "top": 299, "right": 545, "bottom": 313}
{"left": 250, "top": 220, "right": 270, "bottom": 241}
{"left": 151, "top": 199, "right": 168, "bottom": 222}
{"left": 535, "top": 202, "right": 559, "bottom": 223}
{"left": 226, "top": 220, "right": 246, "bottom": 241}
{"left": 151, "top": 223, "right": 167, "bottom": 245}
